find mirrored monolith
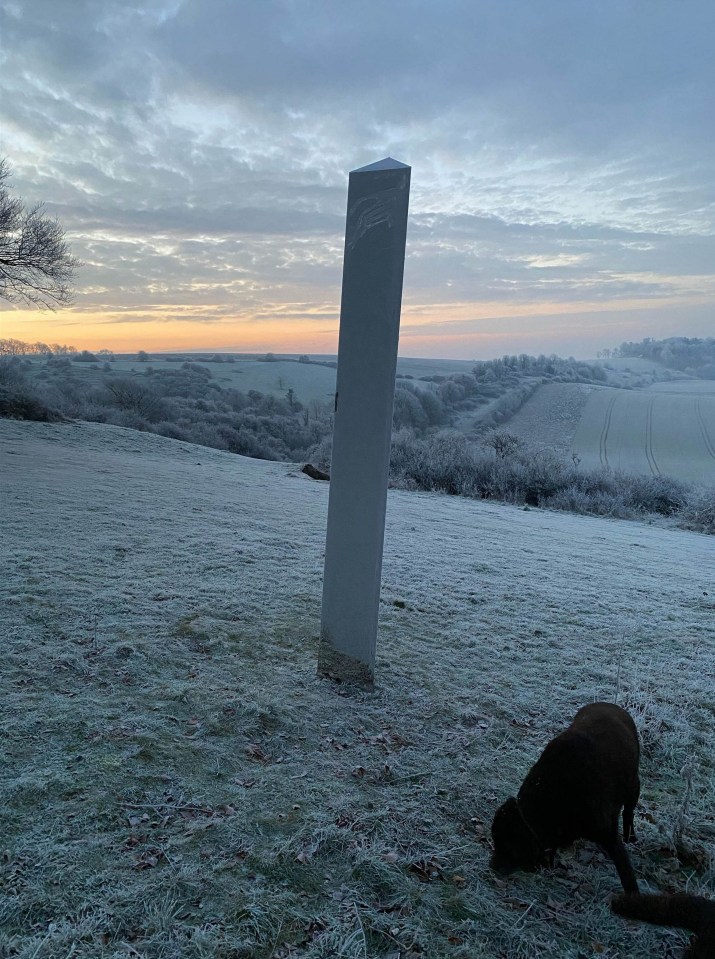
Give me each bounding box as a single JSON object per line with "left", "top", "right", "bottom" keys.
{"left": 318, "top": 157, "right": 411, "bottom": 687}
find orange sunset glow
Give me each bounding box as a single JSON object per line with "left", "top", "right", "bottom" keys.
{"left": 3, "top": 291, "right": 713, "bottom": 360}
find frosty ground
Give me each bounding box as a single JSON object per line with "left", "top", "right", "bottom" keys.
{"left": 1, "top": 419, "right": 714, "bottom": 958}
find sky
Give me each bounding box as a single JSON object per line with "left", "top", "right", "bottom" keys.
{"left": 1, "top": 0, "right": 713, "bottom": 360}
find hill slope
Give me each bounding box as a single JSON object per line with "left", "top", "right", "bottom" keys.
{"left": 2, "top": 420, "right": 714, "bottom": 958}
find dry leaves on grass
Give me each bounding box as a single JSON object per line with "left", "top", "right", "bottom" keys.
{"left": 361, "top": 729, "right": 412, "bottom": 751}
{"left": 246, "top": 742, "right": 272, "bottom": 762}
{"left": 408, "top": 855, "right": 446, "bottom": 882}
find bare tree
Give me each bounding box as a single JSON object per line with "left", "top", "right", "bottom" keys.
{"left": 482, "top": 428, "right": 523, "bottom": 458}
{"left": 104, "top": 376, "right": 167, "bottom": 422}
{"left": 0, "top": 158, "right": 79, "bottom": 309}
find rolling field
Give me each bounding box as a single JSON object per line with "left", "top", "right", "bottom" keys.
{"left": 78, "top": 357, "right": 340, "bottom": 406}
{"left": 571, "top": 387, "right": 715, "bottom": 484}
{"left": 28, "top": 354, "right": 475, "bottom": 407}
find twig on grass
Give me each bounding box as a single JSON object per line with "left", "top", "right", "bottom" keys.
{"left": 614, "top": 629, "right": 626, "bottom": 704}
{"left": 29, "top": 935, "right": 50, "bottom": 959}
{"left": 382, "top": 769, "right": 432, "bottom": 785}
{"left": 510, "top": 899, "right": 536, "bottom": 932}
{"left": 352, "top": 900, "right": 368, "bottom": 958}
{"left": 673, "top": 762, "right": 695, "bottom": 850}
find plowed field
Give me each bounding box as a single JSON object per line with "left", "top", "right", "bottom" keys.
{"left": 571, "top": 386, "right": 715, "bottom": 483}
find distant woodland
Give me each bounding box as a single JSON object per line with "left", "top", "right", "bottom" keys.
{"left": 603, "top": 335, "right": 715, "bottom": 377}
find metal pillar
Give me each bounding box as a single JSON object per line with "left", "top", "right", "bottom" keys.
{"left": 318, "top": 157, "right": 411, "bottom": 687}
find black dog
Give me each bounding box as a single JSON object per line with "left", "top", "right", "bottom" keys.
{"left": 491, "top": 702, "right": 640, "bottom": 892}
{"left": 612, "top": 893, "right": 715, "bottom": 959}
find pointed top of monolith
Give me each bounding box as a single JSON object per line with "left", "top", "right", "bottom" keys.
{"left": 352, "top": 157, "right": 410, "bottom": 174}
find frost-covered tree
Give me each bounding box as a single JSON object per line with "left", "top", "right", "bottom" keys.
{"left": 482, "top": 429, "right": 523, "bottom": 458}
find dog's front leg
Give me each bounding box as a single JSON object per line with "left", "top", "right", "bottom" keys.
{"left": 603, "top": 837, "right": 639, "bottom": 893}
{"left": 622, "top": 804, "right": 637, "bottom": 844}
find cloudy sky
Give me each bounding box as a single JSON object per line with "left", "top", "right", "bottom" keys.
{"left": 1, "top": 0, "right": 713, "bottom": 358}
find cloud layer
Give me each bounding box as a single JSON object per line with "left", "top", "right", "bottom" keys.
{"left": 1, "top": 0, "right": 713, "bottom": 356}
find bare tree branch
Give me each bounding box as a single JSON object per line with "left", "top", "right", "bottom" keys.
{"left": 0, "top": 158, "right": 80, "bottom": 310}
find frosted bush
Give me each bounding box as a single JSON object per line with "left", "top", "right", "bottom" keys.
{"left": 679, "top": 486, "right": 715, "bottom": 534}
{"left": 306, "top": 435, "right": 332, "bottom": 471}
{"left": 105, "top": 409, "right": 152, "bottom": 431}
{"left": 0, "top": 357, "right": 28, "bottom": 389}
{"left": 625, "top": 474, "right": 689, "bottom": 515}
{"left": 548, "top": 485, "right": 634, "bottom": 519}
{"left": 0, "top": 387, "right": 62, "bottom": 422}
{"left": 391, "top": 430, "right": 479, "bottom": 495}
{"left": 545, "top": 484, "right": 594, "bottom": 515}
{"left": 151, "top": 421, "right": 189, "bottom": 442}
{"left": 184, "top": 422, "right": 229, "bottom": 450}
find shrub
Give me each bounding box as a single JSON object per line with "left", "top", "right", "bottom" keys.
{"left": 0, "top": 387, "right": 63, "bottom": 422}
{"left": 437, "top": 380, "right": 465, "bottom": 405}
{"left": 151, "top": 421, "right": 189, "bottom": 442}
{"left": 418, "top": 389, "right": 448, "bottom": 426}
{"left": 624, "top": 475, "right": 689, "bottom": 515}
{"left": 393, "top": 388, "right": 428, "bottom": 431}
{"left": 547, "top": 485, "right": 635, "bottom": 519}
{"left": 103, "top": 377, "right": 168, "bottom": 423}
{"left": 482, "top": 429, "right": 523, "bottom": 459}
{"left": 103, "top": 409, "right": 151, "bottom": 431}
{"left": 308, "top": 435, "right": 333, "bottom": 471}
{"left": 46, "top": 356, "right": 72, "bottom": 371}
{"left": 678, "top": 487, "right": 715, "bottom": 534}
{"left": 227, "top": 428, "right": 281, "bottom": 460}
{"left": 0, "top": 357, "right": 28, "bottom": 390}
{"left": 180, "top": 362, "right": 211, "bottom": 376}
{"left": 391, "top": 430, "right": 479, "bottom": 496}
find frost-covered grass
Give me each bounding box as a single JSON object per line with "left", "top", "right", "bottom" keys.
{"left": 1, "top": 419, "right": 714, "bottom": 959}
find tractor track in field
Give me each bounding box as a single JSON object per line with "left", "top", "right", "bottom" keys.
{"left": 644, "top": 397, "right": 661, "bottom": 477}
{"left": 599, "top": 394, "right": 617, "bottom": 467}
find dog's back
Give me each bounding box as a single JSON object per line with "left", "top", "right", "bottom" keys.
{"left": 520, "top": 702, "right": 640, "bottom": 845}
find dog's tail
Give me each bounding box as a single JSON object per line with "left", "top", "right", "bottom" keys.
{"left": 612, "top": 892, "right": 715, "bottom": 934}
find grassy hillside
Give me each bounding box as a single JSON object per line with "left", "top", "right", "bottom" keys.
{"left": 2, "top": 419, "right": 714, "bottom": 958}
